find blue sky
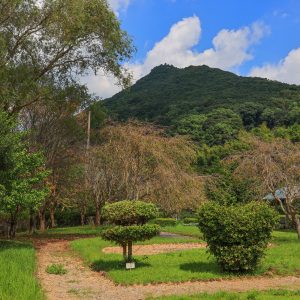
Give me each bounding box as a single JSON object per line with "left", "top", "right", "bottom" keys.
{"left": 85, "top": 0, "right": 300, "bottom": 98}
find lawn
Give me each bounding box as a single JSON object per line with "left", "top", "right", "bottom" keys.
{"left": 151, "top": 289, "right": 300, "bottom": 300}
{"left": 18, "top": 225, "right": 108, "bottom": 239}
{"left": 71, "top": 229, "right": 300, "bottom": 285}
{"left": 162, "top": 223, "right": 203, "bottom": 239}
{"left": 0, "top": 240, "right": 43, "bottom": 300}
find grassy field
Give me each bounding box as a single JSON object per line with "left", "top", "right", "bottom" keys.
{"left": 71, "top": 228, "right": 300, "bottom": 285}
{"left": 0, "top": 240, "right": 43, "bottom": 300}
{"left": 151, "top": 289, "right": 300, "bottom": 300}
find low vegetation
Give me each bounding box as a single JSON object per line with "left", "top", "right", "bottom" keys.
{"left": 46, "top": 264, "right": 67, "bottom": 275}
{"left": 199, "top": 201, "right": 278, "bottom": 272}
{"left": 71, "top": 229, "right": 300, "bottom": 285}
{"left": 0, "top": 240, "right": 43, "bottom": 300}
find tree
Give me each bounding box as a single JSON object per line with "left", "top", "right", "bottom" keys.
{"left": 21, "top": 83, "right": 88, "bottom": 230}
{"left": 0, "top": 0, "right": 134, "bottom": 113}
{"left": 0, "top": 110, "right": 49, "bottom": 238}
{"left": 173, "top": 114, "right": 207, "bottom": 143}
{"left": 231, "top": 135, "right": 300, "bottom": 239}
{"left": 203, "top": 108, "right": 243, "bottom": 146}
{"left": 87, "top": 122, "right": 204, "bottom": 223}
{"left": 101, "top": 200, "right": 160, "bottom": 264}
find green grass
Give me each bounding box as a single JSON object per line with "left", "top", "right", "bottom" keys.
{"left": 151, "top": 289, "right": 300, "bottom": 300}
{"left": 71, "top": 230, "right": 300, "bottom": 285}
{"left": 46, "top": 263, "right": 67, "bottom": 275}
{"left": 162, "top": 224, "right": 203, "bottom": 238}
{"left": 0, "top": 240, "right": 43, "bottom": 300}
{"left": 18, "top": 225, "right": 108, "bottom": 239}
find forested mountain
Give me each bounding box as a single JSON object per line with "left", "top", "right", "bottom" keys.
{"left": 103, "top": 64, "right": 300, "bottom": 125}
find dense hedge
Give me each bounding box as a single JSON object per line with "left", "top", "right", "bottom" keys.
{"left": 101, "top": 224, "right": 160, "bottom": 244}
{"left": 183, "top": 217, "right": 198, "bottom": 224}
{"left": 198, "top": 201, "right": 278, "bottom": 272}
{"left": 153, "top": 218, "right": 177, "bottom": 227}
{"left": 102, "top": 200, "right": 158, "bottom": 225}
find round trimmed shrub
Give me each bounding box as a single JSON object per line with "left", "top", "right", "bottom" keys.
{"left": 152, "top": 218, "right": 177, "bottom": 227}
{"left": 198, "top": 201, "right": 278, "bottom": 272}
{"left": 102, "top": 200, "right": 159, "bottom": 225}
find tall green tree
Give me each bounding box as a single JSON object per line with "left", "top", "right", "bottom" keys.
{"left": 0, "top": 0, "right": 134, "bottom": 113}
{"left": 0, "top": 111, "right": 49, "bottom": 238}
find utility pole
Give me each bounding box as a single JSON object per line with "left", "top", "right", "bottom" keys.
{"left": 87, "top": 110, "right": 91, "bottom": 150}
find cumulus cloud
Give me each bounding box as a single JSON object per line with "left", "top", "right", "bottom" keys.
{"left": 86, "top": 16, "right": 269, "bottom": 98}
{"left": 250, "top": 48, "right": 300, "bottom": 84}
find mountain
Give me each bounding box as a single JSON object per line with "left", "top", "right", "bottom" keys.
{"left": 103, "top": 64, "right": 300, "bottom": 125}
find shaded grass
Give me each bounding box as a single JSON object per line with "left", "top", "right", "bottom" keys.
{"left": 162, "top": 224, "right": 203, "bottom": 238}
{"left": 0, "top": 240, "right": 43, "bottom": 300}
{"left": 71, "top": 230, "right": 300, "bottom": 285}
{"left": 17, "top": 225, "right": 109, "bottom": 239}
{"left": 150, "top": 289, "right": 300, "bottom": 300}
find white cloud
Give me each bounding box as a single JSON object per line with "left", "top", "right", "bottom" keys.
{"left": 250, "top": 48, "right": 300, "bottom": 84}
{"left": 108, "top": 0, "right": 131, "bottom": 16}
{"left": 86, "top": 16, "right": 269, "bottom": 98}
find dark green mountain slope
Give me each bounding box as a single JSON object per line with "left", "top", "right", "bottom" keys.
{"left": 103, "top": 64, "right": 300, "bottom": 125}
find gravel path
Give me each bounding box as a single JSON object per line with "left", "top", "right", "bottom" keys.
{"left": 36, "top": 239, "right": 300, "bottom": 300}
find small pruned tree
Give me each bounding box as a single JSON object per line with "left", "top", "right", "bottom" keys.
{"left": 199, "top": 201, "right": 278, "bottom": 272}
{"left": 101, "top": 200, "right": 160, "bottom": 264}
{"left": 231, "top": 135, "right": 300, "bottom": 239}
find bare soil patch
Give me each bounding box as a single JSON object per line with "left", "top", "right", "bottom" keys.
{"left": 35, "top": 239, "right": 300, "bottom": 300}
{"left": 102, "top": 242, "right": 206, "bottom": 255}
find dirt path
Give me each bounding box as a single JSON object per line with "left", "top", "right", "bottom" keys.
{"left": 36, "top": 240, "right": 300, "bottom": 300}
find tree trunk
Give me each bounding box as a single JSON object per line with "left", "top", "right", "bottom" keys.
{"left": 95, "top": 205, "right": 100, "bottom": 226}
{"left": 128, "top": 241, "right": 133, "bottom": 262}
{"left": 39, "top": 210, "right": 46, "bottom": 231}
{"left": 9, "top": 217, "right": 17, "bottom": 239}
{"left": 122, "top": 243, "right": 127, "bottom": 262}
{"left": 80, "top": 211, "right": 85, "bottom": 226}
{"left": 293, "top": 214, "right": 300, "bottom": 239}
{"left": 29, "top": 211, "right": 36, "bottom": 235}
{"left": 49, "top": 207, "right": 56, "bottom": 228}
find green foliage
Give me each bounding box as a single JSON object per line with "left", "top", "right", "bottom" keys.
{"left": 102, "top": 200, "right": 159, "bottom": 225}
{"left": 46, "top": 264, "right": 67, "bottom": 275}
{"left": 104, "top": 64, "right": 300, "bottom": 126}
{"left": 0, "top": 0, "right": 134, "bottom": 113}
{"left": 101, "top": 200, "right": 160, "bottom": 263}
{"left": 172, "top": 108, "right": 243, "bottom": 146}
{"left": 101, "top": 224, "right": 160, "bottom": 244}
{"left": 153, "top": 218, "right": 177, "bottom": 227}
{"left": 182, "top": 217, "right": 198, "bottom": 224}
{"left": 0, "top": 111, "right": 49, "bottom": 237}
{"left": 198, "top": 201, "right": 278, "bottom": 272}
{"left": 202, "top": 108, "right": 243, "bottom": 145}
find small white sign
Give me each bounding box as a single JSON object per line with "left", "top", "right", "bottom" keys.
{"left": 126, "top": 262, "right": 135, "bottom": 269}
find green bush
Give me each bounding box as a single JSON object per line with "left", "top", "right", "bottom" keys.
{"left": 153, "top": 218, "right": 177, "bottom": 227}
{"left": 198, "top": 201, "right": 278, "bottom": 272}
{"left": 183, "top": 217, "right": 198, "bottom": 224}
{"left": 102, "top": 224, "right": 160, "bottom": 244}
{"left": 102, "top": 200, "right": 159, "bottom": 225}
{"left": 46, "top": 264, "right": 67, "bottom": 275}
